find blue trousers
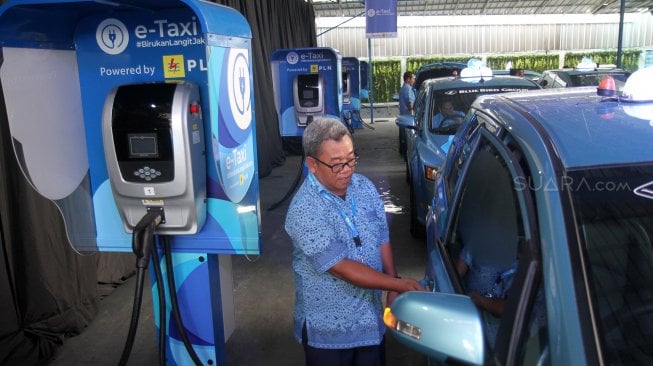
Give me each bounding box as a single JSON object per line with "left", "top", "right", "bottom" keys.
{"left": 301, "top": 322, "right": 386, "bottom": 366}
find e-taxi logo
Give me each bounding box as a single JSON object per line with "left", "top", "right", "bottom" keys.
{"left": 96, "top": 18, "right": 129, "bottom": 55}
{"left": 96, "top": 17, "right": 201, "bottom": 55}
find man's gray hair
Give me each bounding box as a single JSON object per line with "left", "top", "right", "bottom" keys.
{"left": 302, "top": 118, "right": 352, "bottom": 157}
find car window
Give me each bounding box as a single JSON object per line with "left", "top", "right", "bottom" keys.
{"left": 568, "top": 165, "right": 653, "bottom": 365}
{"left": 569, "top": 72, "right": 629, "bottom": 86}
{"left": 428, "top": 91, "right": 477, "bottom": 131}
{"left": 443, "top": 126, "right": 547, "bottom": 361}
{"left": 413, "top": 87, "right": 428, "bottom": 129}
{"left": 444, "top": 114, "right": 479, "bottom": 199}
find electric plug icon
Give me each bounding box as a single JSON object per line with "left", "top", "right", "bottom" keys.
{"left": 239, "top": 67, "right": 246, "bottom": 108}
{"left": 108, "top": 29, "right": 117, "bottom": 48}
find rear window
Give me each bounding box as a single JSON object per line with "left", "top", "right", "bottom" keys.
{"left": 569, "top": 164, "right": 653, "bottom": 365}
{"left": 569, "top": 72, "right": 629, "bottom": 86}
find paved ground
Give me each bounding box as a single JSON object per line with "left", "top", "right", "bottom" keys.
{"left": 49, "top": 106, "right": 428, "bottom": 366}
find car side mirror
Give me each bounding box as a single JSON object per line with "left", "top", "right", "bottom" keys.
{"left": 396, "top": 114, "right": 418, "bottom": 130}
{"left": 540, "top": 79, "right": 548, "bottom": 87}
{"left": 385, "top": 291, "right": 485, "bottom": 365}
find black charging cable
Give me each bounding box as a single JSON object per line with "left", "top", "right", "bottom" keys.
{"left": 162, "top": 235, "right": 204, "bottom": 365}
{"left": 150, "top": 237, "right": 167, "bottom": 366}
{"left": 118, "top": 209, "right": 163, "bottom": 366}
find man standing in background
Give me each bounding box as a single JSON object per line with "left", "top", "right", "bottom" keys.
{"left": 397, "top": 71, "right": 415, "bottom": 158}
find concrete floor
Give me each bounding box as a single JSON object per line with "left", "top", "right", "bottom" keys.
{"left": 49, "top": 106, "right": 428, "bottom": 366}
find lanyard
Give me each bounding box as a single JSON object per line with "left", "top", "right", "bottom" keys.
{"left": 307, "top": 173, "right": 361, "bottom": 249}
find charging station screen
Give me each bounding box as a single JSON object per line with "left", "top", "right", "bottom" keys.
{"left": 302, "top": 89, "right": 315, "bottom": 102}
{"left": 297, "top": 74, "right": 320, "bottom": 108}
{"left": 128, "top": 133, "right": 159, "bottom": 158}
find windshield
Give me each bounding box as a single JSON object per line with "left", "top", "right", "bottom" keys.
{"left": 569, "top": 164, "right": 653, "bottom": 365}
{"left": 569, "top": 72, "right": 629, "bottom": 87}
{"left": 428, "top": 83, "right": 539, "bottom": 131}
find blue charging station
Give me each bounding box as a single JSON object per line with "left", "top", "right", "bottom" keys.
{"left": 0, "top": 1, "right": 260, "bottom": 364}
{"left": 270, "top": 47, "right": 342, "bottom": 137}
{"left": 342, "top": 57, "right": 362, "bottom": 129}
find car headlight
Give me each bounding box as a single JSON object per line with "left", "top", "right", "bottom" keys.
{"left": 424, "top": 165, "right": 438, "bottom": 181}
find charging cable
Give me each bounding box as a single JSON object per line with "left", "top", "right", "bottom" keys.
{"left": 118, "top": 209, "right": 163, "bottom": 366}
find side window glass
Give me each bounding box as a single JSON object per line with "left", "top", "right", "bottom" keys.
{"left": 447, "top": 138, "right": 523, "bottom": 347}
{"left": 445, "top": 115, "right": 479, "bottom": 197}
{"left": 414, "top": 88, "right": 427, "bottom": 128}
{"left": 519, "top": 284, "right": 550, "bottom": 365}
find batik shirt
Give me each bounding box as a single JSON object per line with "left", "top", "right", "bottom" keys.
{"left": 285, "top": 172, "right": 390, "bottom": 349}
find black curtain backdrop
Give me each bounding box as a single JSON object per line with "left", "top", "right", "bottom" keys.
{"left": 0, "top": 1, "right": 316, "bottom": 364}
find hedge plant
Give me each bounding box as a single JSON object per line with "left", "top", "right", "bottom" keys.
{"left": 406, "top": 56, "right": 476, "bottom": 75}
{"left": 564, "top": 49, "right": 640, "bottom": 71}
{"left": 369, "top": 59, "right": 402, "bottom": 103}
{"left": 367, "top": 49, "right": 642, "bottom": 103}
{"left": 486, "top": 54, "right": 559, "bottom": 73}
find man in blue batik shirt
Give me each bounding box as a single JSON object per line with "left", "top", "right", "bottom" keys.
{"left": 285, "top": 118, "right": 423, "bottom": 366}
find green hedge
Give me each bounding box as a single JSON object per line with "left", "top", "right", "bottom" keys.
{"left": 406, "top": 56, "right": 476, "bottom": 75}
{"left": 366, "top": 49, "right": 642, "bottom": 103}
{"left": 486, "top": 54, "right": 559, "bottom": 73}
{"left": 564, "top": 49, "right": 640, "bottom": 71}
{"left": 370, "top": 59, "right": 402, "bottom": 103}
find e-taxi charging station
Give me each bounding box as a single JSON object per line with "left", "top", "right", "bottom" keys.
{"left": 342, "top": 56, "right": 362, "bottom": 129}
{"left": 0, "top": 0, "right": 260, "bottom": 365}
{"left": 270, "top": 47, "right": 342, "bottom": 137}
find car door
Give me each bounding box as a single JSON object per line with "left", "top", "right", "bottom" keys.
{"left": 430, "top": 112, "right": 549, "bottom": 364}
{"left": 406, "top": 85, "right": 428, "bottom": 180}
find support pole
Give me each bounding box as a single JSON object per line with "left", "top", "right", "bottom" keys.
{"left": 368, "top": 38, "right": 374, "bottom": 124}
{"left": 616, "top": 0, "right": 625, "bottom": 68}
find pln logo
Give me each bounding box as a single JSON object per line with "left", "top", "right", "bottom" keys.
{"left": 96, "top": 18, "right": 129, "bottom": 55}
{"left": 163, "top": 55, "right": 186, "bottom": 78}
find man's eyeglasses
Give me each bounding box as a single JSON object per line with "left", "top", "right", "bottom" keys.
{"left": 311, "top": 155, "right": 359, "bottom": 173}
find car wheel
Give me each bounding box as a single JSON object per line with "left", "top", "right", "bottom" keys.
{"left": 409, "top": 184, "right": 425, "bottom": 239}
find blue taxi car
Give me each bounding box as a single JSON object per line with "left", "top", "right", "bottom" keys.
{"left": 385, "top": 69, "right": 653, "bottom": 365}
{"left": 397, "top": 68, "right": 539, "bottom": 237}
{"left": 538, "top": 57, "right": 630, "bottom": 89}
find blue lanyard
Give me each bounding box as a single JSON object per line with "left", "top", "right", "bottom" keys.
{"left": 307, "top": 173, "right": 361, "bottom": 249}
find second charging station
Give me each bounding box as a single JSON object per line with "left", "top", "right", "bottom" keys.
{"left": 270, "top": 47, "right": 343, "bottom": 137}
